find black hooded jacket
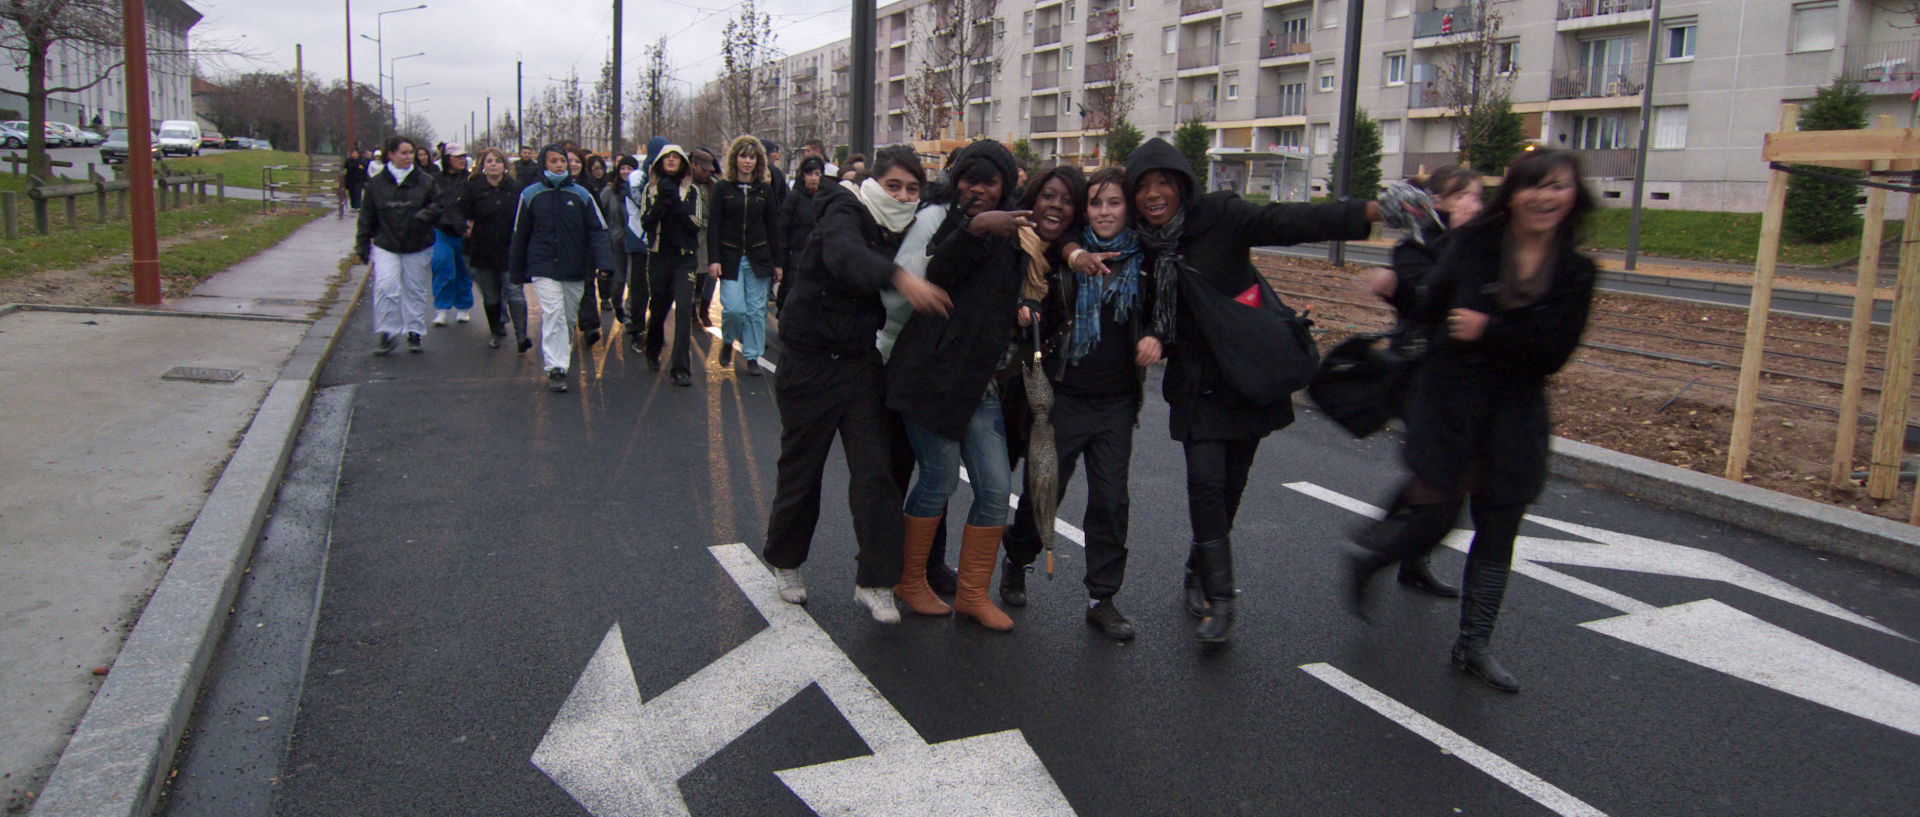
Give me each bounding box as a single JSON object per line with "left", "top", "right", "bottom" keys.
{"left": 777, "top": 178, "right": 823, "bottom": 273}
{"left": 1124, "top": 138, "right": 1373, "bottom": 442}
{"left": 778, "top": 182, "right": 902, "bottom": 357}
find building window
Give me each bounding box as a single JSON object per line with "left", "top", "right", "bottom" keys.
{"left": 1790, "top": 2, "right": 1837, "bottom": 52}
{"left": 1067, "top": 2, "right": 1077, "bottom": 22}
{"left": 1653, "top": 105, "right": 1688, "bottom": 149}
{"left": 1387, "top": 0, "right": 1410, "bottom": 18}
{"left": 1381, "top": 118, "right": 1402, "bottom": 153}
{"left": 1066, "top": 47, "right": 1075, "bottom": 69}
{"left": 1023, "top": 54, "right": 1032, "bottom": 75}
{"left": 1312, "top": 122, "right": 1331, "bottom": 153}
{"left": 1127, "top": 0, "right": 1136, "bottom": 9}
{"left": 1571, "top": 113, "right": 1627, "bottom": 150}
{"left": 1021, "top": 96, "right": 1030, "bottom": 118}
{"left": 1225, "top": 13, "right": 1242, "bottom": 43}
{"left": 1665, "top": 21, "right": 1696, "bottom": 61}
{"left": 1160, "top": 79, "right": 1175, "bottom": 106}
{"left": 1495, "top": 40, "right": 1519, "bottom": 74}
{"left": 1384, "top": 52, "right": 1408, "bottom": 85}
{"left": 1317, "top": 59, "right": 1336, "bottom": 91}
{"left": 1164, "top": 26, "right": 1178, "bottom": 54}
{"left": 1321, "top": 0, "right": 1341, "bottom": 29}
{"left": 1225, "top": 70, "right": 1240, "bottom": 99}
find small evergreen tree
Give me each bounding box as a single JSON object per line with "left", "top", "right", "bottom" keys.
{"left": 1785, "top": 81, "right": 1870, "bottom": 244}
{"left": 1174, "top": 116, "right": 1213, "bottom": 188}
{"left": 1464, "top": 96, "right": 1525, "bottom": 175}
{"left": 1106, "top": 119, "right": 1144, "bottom": 166}
{"left": 1012, "top": 137, "right": 1041, "bottom": 170}
{"left": 1340, "top": 110, "right": 1383, "bottom": 197}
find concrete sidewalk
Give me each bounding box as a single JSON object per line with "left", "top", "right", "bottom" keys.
{"left": 0, "top": 216, "right": 358, "bottom": 813}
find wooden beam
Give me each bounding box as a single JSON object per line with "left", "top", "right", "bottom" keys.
{"left": 1834, "top": 115, "right": 1899, "bottom": 489}
{"left": 1871, "top": 178, "right": 1920, "bottom": 500}
{"left": 1764, "top": 128, "right": 1920, "bottom": 165}
{"left": 1727, "top": 105, "right": 1799, "bottom": 482}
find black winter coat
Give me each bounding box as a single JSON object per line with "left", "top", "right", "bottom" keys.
{"left": 354, "top": 166, "right": 440, "bottom": 259}
{"left": 1401, "top": 223, "right": 1596, "bottom": 505}
{"left": 777, "top": 183, "right": 822, "bottom": 273}
{"left": 778, "top": 183, "right": 900, "bottom": 358}
{"left": 508, "top": 178, "right": 617, "bottom": 285}
{"left": 459, "top": 175, "right": 521, "bottom": 271}
{"left": 1030, "top": 250, "right": 1153, "bottom": 418}
{"left": 642, "top": 176, "right": 702, "bottom": 256}
{"left": 513, "top": 158, "right": 542, "bottom": 188}
{"left": 886, "top": 220, "right": 1028, "bottom": 441}
{"left": 430, "top": 169, "right": 469, "bottom": 234}
{"left": 708, "top": 179, "right": 782, "bottom": 279}
{"left": 343, "top": 157, "right": 369, "bottom": 190}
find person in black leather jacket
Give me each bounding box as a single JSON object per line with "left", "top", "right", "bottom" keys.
{"left": 459, "top": 147, "right": 529, "bottom": 351}
{"left": 707, "top": 134, "right": 783, "bottom": 376}
{"left": 354, "top": 135, "right": 441, "bottom": 354}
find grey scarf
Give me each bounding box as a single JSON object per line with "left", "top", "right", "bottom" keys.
{"left": 1135, "top": 207, "right": 1187, "bottom": 344}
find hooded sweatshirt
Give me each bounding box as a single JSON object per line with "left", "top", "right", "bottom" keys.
{"left": 507, "top": 145, "right": 616, "bottom": 284}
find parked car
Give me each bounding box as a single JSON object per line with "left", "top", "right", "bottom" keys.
{"left": 54, "top": 123, "right": 104, "bottom": 147}
{"left": 100, "top": 129, "right": 160, "bottom": 164}
{"left": 248, "top": 138, "right": 273, "bottom": 151}
{"left": 0, "top": 121, "right": 27, "bottom": 149}
{"left": 157, "top": 120, "right": 200, "bottom": 156}
{"left": 75, "top": 128, "right": 105, "bottom": 147}
{"left": 1, "top": 120, "right": 66, "bottom": 147}
{"left": 200, "top": 131, "right": 225, "bottom": 150}
{"left": 221, "top": 135, "right": 242, "bottom": 150}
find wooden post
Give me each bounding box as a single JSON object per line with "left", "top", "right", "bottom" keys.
{"left": 94, "top": 181, "right": 108, "bottom": 223}
{"left": 116, "top": 188, "right": 126, "bottom": 219}
{"left": 0, "top": 191, "right": 14, "bottom": 240}
{"left": 64, "top": 193, "right": 77, "bottom": 229}
{"left": 33, "top": 196, "right": 48, "bottom": 235}
{"left": 216, "top": 172, "right": 225, "bottom": 203}
{"left": 1833, "top": 114, "right": 1897, "bottom": 488}
{"left": 1727, "top": 104, "right": 1800, "bottom": 481}
{"left": 1871, "top": 187, "right": 1920, "bottom": 498}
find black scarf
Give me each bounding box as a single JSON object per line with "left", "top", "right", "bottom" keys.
{"left": 1135, "top": 207, "right": 1186, "bottom": 344}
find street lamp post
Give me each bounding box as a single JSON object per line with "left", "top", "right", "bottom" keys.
{"left": 389, "top": 52, "right": 425, "bottom": 128}
{"left": 401, "top": 81, "right": 430, "bottom": 123}
{"left": 364, "top": 4, "right": 427, "bottom": 114}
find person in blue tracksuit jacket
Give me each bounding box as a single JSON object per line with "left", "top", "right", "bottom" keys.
{"left": 509, "top": 143, "right": 617, "bottom": 393}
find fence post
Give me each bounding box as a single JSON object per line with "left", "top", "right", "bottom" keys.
{"left": 116, "top": 188, "right": 127, "bottom": 219}
{"left": 33, "top": 195, "right": 48, "bottom": 235}
{"left": 216, "top": 173, "right": 225, "bottom": 203}
{"left": 195, "top": 178, "right": 206, "bottom": 204}
{"left": 95, "top": 182, "right": 108, "bottom": 223}
{"left": 0, "top": 191, "right": 15, "bottom": 240}
{"left": 64, "top": 192, "right": 77, "bottom": 230}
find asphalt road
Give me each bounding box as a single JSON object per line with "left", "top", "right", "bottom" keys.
{"left": 170, "top": 291, "right": 1920, "bottom": 816}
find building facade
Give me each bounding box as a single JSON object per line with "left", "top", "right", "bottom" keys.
{"left": 0, "top": 0, "right": 201, "bottom": 130}
{"left": 764, "top": 0, "right": 1909, "bottom": 211}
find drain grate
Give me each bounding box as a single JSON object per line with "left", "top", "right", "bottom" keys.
{"left": 162, "top": 366, "right": 243, "bottom": 384}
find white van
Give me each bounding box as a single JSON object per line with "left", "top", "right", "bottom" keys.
{"left": 157, "top": 120, "right": 201, "bottom": 157}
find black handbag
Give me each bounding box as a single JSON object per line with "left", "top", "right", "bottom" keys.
{"left": 1308, "top": 331, "right": 1416, "bottom": 438}
{"left": 1179, "top": 268, "right": 1319, "bottom": 407}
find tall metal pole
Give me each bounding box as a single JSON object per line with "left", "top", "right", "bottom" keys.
{"left": 485, "top": 96, "right": 491, "bottom": 145}
{"left": 850, "top": 0, "right": 875, "bottom": 157}
{"left": 122, "top": 0, "right": 160, "bottom": 304}
{"left": 1327, "top": 0, "right": 1366, "bottom": 267}
{"left": 345, "top": 0, "right": 356, "bottom": 153}
{"left": 1623, "top": 0, "right": 1662, "bottom": 270}
{"left": 374, "top": 15, "right": 385, "bottom": 114}
{"left": 296, "top": 44, "right": 308, "bottom": 163}
{"left": 517, "top": 59, "right": 524, "bottom": 148}
{"left": 611, "top": 0, "right": 624, "bottom": 155}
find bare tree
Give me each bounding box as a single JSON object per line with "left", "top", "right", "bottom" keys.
{"left": 1079, "top": 8, "right": 1141, "bottom": 160}
{"left": 1428, "top": 0, "right": 1517, "bottom": 164}
{"left": 689, "top": 81, "right": 729, "bottom": 151}
{"left": 636, "top": 36, "right": 673, "bottom": 140}
{"left": 397, "top": 110, "right": 436, "bottom": 145}
{"left": 915, "top": 0, "right": 1002, "bottom": 136}
{"left": 902, "top": 64, "right": 953, "bottom": 140}
{"left": 719, "top": 0, "right": 778, "bottom": 137}
{"left": 1872, "top": 1, "right": 1920, "bottom": 26}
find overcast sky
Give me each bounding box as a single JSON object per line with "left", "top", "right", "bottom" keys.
{"left": 191, "top": 0, "right": 853, "bottom": 144}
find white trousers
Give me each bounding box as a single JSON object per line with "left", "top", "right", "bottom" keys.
{"left": 371, "top": 246, "right": 434, "bottom": 337}
{"left": 533, "top": 277, "right": 585, "bottom": 372}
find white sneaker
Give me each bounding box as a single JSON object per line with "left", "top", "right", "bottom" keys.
{"left": 432, "top": 309, "right": 450, "bottom": 326}
{"left": 773, "top": 567, "right": 807, "bottom": 604}
{"left": 854, "top": 586, "right": 900, "bottom": 624}
{"left": 456, "top": 309, "right": 471, "bottom": 323}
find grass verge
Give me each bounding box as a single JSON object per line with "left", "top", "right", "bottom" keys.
{"left": 0, "top": 199, "right": 318, "bottom": 280}
{"left": 1582, "top": 208, "right": 1894, "bottom": 268}
{"left": 156, "top": 150, "right": 339, "bottom": 190}
{"left": 153, "top": 210, "right": 326, "bottom": 296}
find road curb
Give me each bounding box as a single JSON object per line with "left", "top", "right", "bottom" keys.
{"left": 1548, "top": 436, "right": 1920, "bottom": 577}
{"left": 28, "top": 260, "right": 368, "bottom": 817}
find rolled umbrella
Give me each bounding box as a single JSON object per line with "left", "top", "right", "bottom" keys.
{"left": 1022, "top": 323, "right": 1060, "bottom": 580}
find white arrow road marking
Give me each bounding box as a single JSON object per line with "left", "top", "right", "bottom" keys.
{"left": 1300, "top": 663, "right": 1611, "bottom": 817}
{"left": 1581, "top": 599, "right": 1920, "bottom": 738}
{"left": 1282, "top": 482, "right": 1903, "bottom": 638}
{"left": 533, "top": 543, "right": 1078, "bottom": 817}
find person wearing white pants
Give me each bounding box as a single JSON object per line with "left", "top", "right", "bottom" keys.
{"left": 509, "top": 143, "right": 617, "bottom": 392}
{"left": 532, "top": 277, "right": 586, "bottom": 373}
{"left": 355, "top": 135, "right": 442, "bottom": 355}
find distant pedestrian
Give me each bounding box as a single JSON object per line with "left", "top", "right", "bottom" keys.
{"left": 342, "top": 149, "right": 370, "bottom": 210}
{"left": 689, "top": 147, "right": 721, "bottom": 328}
{"left": 628, "top": 136, "right": 669, "bottom": 359}
{"left": 708, "top": 134, "right": 782, "bottom": 376}
{"left": 801, "top": 138, "right": 839, "bottom": 179}
{"left": 509, "top": 144, "right": 617, "bottom": 393}
{"left": 430, "top": 143, "right": 475, "bottom": 326}
{"left": 1345, "top": 150, "right": 1597, "bottom": 693}
{"left": 459, "top": 147, "right": 530, "bottom": 351}
{"left": 639, "top": 144, "right": 704, "bottom": 386}
{"left": 567, "top": 148, "right": 604, "bottom": 347}
{"left": 598, "top": 153, "right": 641, "bottom": 326}
{"left": 774, "top": 154, "right": 826, "bottom": 316}
{"left": 513, "top": 145, "right": 541, "bottom": 187}
{"left": 354, "top": 135, "right": 440, "bottom": 355}
{"left": 762, "top": 138, "right": 787, "bottom": 209}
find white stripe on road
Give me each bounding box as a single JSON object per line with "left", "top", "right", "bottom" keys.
{"left": 704, "top": 325, "right": 778, "bottom": 373}
{"left": 1300, "top": 663, "right": 1612, "bottom": 817}
{"left": 959, "top": 466, "right": 1088, "bottom": 548}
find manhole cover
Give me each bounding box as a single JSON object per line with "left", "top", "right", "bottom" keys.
{"left": 162, "top": 366, "right": 243, "bottom": 383}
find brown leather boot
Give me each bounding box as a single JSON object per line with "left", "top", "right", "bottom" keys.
{"left": 894, "top": 514, "right": 952, "bottom": 616}
{"left": 954, "top": 524, "right": 1014, "bottom": 631}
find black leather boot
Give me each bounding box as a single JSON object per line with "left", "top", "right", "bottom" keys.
{"left": 999, "top": 558, "right": 1028, "bottom": 607}
{"left": 1183, "top": 542, "right": 1209, "bottom": 618}
{"left": 1193, "top": 538, "right": 1236, "bottom": 644}
{"left": 1344, "top": 548, "right": 1393, "bottom": 622}
{"left": 1397, "top": 556, "right": 1461, "bottom": 598}
{"left": 1452, "top": 558, "right": 1518, "bottom": 693}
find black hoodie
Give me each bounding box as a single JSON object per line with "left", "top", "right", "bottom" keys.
{"left": 1124, "top": 137, "right": 1373, "bottom": 441}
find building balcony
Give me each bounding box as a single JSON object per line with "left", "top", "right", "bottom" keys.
{"left": 1178, "top": 43, "right": 1221, "bottom": 70}
{"left": 1035, "top": 23, "right": 1063, "bottom": 47}
{"left": 1259, "top": 30, "right": 1312, "bottom": 59}
{"left": 1401, "top": 151, "right": 1460, "bottom": 176}
{"left": 1176, "top": 100, "right": 1217, "bottom": 122}
{"left": 1030, "top": 113, "right": 1061, "bottom": 133}
{"left": 1408, "top": 78, "right": 1442, "bottom": 109}
{"left": 1084, "top": 60, "right": 1119, "bottom": 84}
{"left": 884, "top": 128, "right": 905, "bottom": 144}
{"left": 1412, "top": 5, "right": 1479, "bottom": 40}
{"left": 1844, "top": 41, "right": 1920, "bottom": 95}
{"left": 1032, "top": 69, "right": 1061, "bottom": 90}
{"left": 886, "top": 94, "right": 906, "bottom": 112}
{"left": 1255, "top": 89, "right": 1306, "bottom": 118}
{"left": 1087, "top": 9, "right": 1119, "bottom": 38}
{"left": 1181, "top": 0, "right": 1223, "bottom": 15}
{"left": 791, "top": 65, "right": 818, "bottom": 81}
{"left": 1550, "top": 63, "right": 1646, "bottom": 100}
{"left": 1571, "top": 147, "right": 1636, "bottom": 178}
{"left": 1556, "top": 0, "right": 1653, "bottom": 20}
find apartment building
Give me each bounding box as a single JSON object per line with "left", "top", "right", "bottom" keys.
{"left": 0, "top": 0, "right": 201, "bottom": 129}
{"left": 765, "top": 0, "right": 1911, "bottom": 210}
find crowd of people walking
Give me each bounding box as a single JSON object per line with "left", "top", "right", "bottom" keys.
{"left": 349, "top": 130, "right": 1597, "bottom": 692}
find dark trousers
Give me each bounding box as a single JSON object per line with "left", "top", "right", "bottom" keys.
{"left": 624, "top": 250, "right": 649, "bottom": 318}
{"left": 347, "top": 184, "right": 363, "bottom": 209}
{"left": 1183, "top": 438, "right": 1260, "bottom": 543}
{"left": 470, "top": 263, "right": 527, "bottom": 339}
{"left": 1367, "top": 481, "right": 1524, "bottom": 571}
{"left": 1004, "top": 392, "right": 1135, "bottom": 598}
{"left": 602, "top": 248, "right": 629, "bottom": 318}
{"left": 643, "top": 251, "right": 697, "bottom": 373}
{"left": 763, "top": 350, "right": 906, "bottom": 588}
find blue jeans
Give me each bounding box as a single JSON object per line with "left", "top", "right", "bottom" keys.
{"left": 903, "top": 390, "right": 1012, "bottom": 527}
{"left": 431, "top": 229, "right": 473, "bottom": 310}
{"left": 720, "top": 259, "right": 771, "bottom": 361}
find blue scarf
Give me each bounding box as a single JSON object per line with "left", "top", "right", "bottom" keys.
{"left": 1067, "top": 226, "right": 1144, "bottom": 365}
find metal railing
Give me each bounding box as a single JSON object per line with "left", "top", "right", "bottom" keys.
{"left": 1035, "top": 23, "right": 1063, "bottom": 47}
{"left": 791, "top": 65, "right": 819, "bottom": 81}
{"left": 1182, "top": 0, "right": 1223, "bottom": 15}
{"left": 1555, "top": 0, "right": 1654, "bottom": 20}
{"left": 1843, "top": 41, "right": 1920, "bottom": 84}
{"left": 1571, "top": 147, "right": 1636, "bottom": 178}
{"left": 1178, "top": 42, "right": 1221, "bottom": 70}
{"left": 261, "top": 164, "right": 336, "bottom": 215}
{"left": 1087, "top": 9, "right": 1119, "bottom": 36}
{"left": 1176, "top": 100, "right": 1217, "bottom": 121}
{"left": 1408, "top": 78, "right": 1443, "bottom": 108}
{"left": 1030, "top": 113, "right": 1061, "bottom": 133}
{"left": 1259, "top": 29, "right": 1312, "bottom": 58}
{"left": 886, "top": 93, "right": 907, "bottom": 111}
{"left": 1413, "top": 5, "right": 1479, "bottom": 39}
{"left": 1032, "top": 69, "right": 1061, "bottom": 90}
{"left": 1084, "top": 60, "right": 1119, "bottom": 84}
{"left": 1550, "top": 62, "right": 1647, "bottom": 99}
{"left": 1256, "top": 85, "right": 1307, "bottom": 117}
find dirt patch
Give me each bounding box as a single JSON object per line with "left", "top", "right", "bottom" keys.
{"left": 0, "top": 214, "right": 285, "bottom": 307}
{"left": 1259, "top": 254, "right": 1920, "bottom": 524}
